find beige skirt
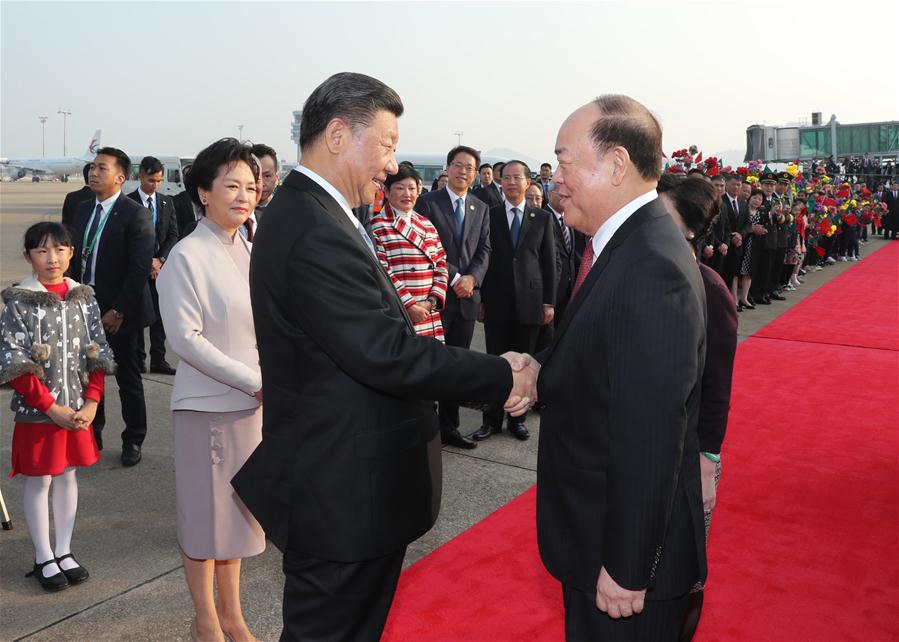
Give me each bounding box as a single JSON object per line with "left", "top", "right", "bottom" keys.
{"left": 173, "top": 407, "right": 265, "bottom": 560}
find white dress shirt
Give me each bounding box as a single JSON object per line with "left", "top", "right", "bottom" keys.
{"left": 137, "top": 187, "right": 155, "bottom": 213}
{"left": 588, "top": 189, "right": 658, "bottom": 267}
{"left": 504, "top": 198, "right": 526, "bottom": 228}
{"left": 83, "top": 190, "right": 121, "bottom": 286}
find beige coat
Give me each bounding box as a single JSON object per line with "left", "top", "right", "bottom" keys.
{"left": 157, "top": 221, "right": 261, "bottom": 412}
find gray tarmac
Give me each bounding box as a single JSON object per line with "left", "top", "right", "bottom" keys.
{"left": 0, "top": 181, "right": 882, "bottom": 641}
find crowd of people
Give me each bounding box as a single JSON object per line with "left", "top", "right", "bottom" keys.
{"left": 3, "top": 70, "right": 898, "bottom": 642}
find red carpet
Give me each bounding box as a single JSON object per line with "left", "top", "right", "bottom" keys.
{"left": 754, "top": 241, "right": 899, "bottom": 351}
{"left": 383, "top": 244, "right": 899, "bottom": 642}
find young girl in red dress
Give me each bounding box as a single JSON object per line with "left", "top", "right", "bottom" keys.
{"left": 0, "top": 222, "right": 115, "bottom": 591}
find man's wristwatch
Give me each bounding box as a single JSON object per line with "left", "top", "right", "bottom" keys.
{"left": 111, "top": 309, "right": 125, "bottom": 320}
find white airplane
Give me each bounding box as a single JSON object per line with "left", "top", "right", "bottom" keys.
{"left": 0, "top": 130, "right": 101, "bottom": 182}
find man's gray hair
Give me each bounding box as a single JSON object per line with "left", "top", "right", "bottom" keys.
{"left": 300, "top": 72, "right": 403, "bottom": 150}
{"left": 547, "top": 180, "right": 559, "bottom": 193}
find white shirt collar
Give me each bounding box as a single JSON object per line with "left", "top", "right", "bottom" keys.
{"left": 295, "top": 164, "right": 361, "bottom": 229}
{"left": 547, "top": 204, "right": 563, "bottom": 221}
{"left": 504, "top": 198, "right": 526, "bottom": 227}
{"left": 445, "top": 185, "right": 466, "bottom": 207}
{"left": 589, "top": 189, "right": 657, "bottom": 266}
{"left": 94, "top": 190, "right": 121, "bottom": 212}
{"left": 137, "top": 187, "right": 155, "bottom": 206}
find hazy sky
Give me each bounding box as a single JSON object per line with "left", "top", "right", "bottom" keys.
{"left": 2, "top": 0, "right": 897, "bottom": 168}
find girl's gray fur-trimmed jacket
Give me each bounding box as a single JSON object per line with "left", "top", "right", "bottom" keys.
{"left": 0, "top": 276, "right": 116, "bottom": 423}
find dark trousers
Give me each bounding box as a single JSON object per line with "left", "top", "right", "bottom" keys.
{"left": 562, "top": 585, "right": 690, "bottom": 642}
{"left": 94, "top": 329, "right": 148, "bottom": 447}
{"left": 750, "top": 248, "right": 774, "bottom": 299}
{"left": 768, "top": 247, "right": 786, "bottom": 292}
{"left": 437, "top": 310, "right": 475, "bottom": 435}
{"left": 136, "top": 277, "right": 167, "bottom": 365}
{"left": 281, "top": 546, "right": 405, "bottom": 642}
{"left": 482, "top": 320, "right": 539, "bottom": 428}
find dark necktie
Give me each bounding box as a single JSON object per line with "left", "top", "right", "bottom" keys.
{"left": 570, "top": 241, "right": 595, "bottom": 301}
{"left": 82, "top": 203, "right": 103, "bottom": 284}
{"left": 243, "top": 218, "right": 254, "bottom": 242}
{"left": 510, "top": 207, "right": 521, "bottom": 246}
{"left": 559, "top": 214, "right": 572, "bottom": 252}
{"left": 454, "top": 197, "right": 465, "bottom": 238}
{"left": 147, "top": 196, "right": 158, "bottom": 251}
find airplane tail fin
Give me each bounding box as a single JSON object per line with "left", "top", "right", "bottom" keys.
{"left": 84, "top": 130, "right": 101, "bottom": 158}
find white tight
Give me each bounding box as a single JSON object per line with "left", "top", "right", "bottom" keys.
{"left": 22, "top": 468, "right": 79, "bottom": 577}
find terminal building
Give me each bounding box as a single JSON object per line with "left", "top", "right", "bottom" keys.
{"left": 745, "top": 113, "right": 899, "bottom": 164}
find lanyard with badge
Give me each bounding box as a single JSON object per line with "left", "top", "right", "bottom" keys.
{"left": 81, "top": 200, "right": 114, "bottom": 276}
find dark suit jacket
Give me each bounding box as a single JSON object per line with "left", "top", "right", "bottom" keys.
{"left": 546, "top": 205, "right": 585, "bottom": 311}
{"left": 231, "top": 170, "right": 512, "bottom": 561}
{"left": 472, "top": 183, "right": 503, "bottom": 209}
{"left": 127, "top": 190, "right": 179, "bottom": 260}
{"left": 61, "top": 185, "right": 94, "bottom": 229}
{"left": 884, "top": 190, "right": 899, "bottom": 230}
{"left": 68, "top": 194, "right": 155, "bottom": 333}
{"left": 172, "top": 190, "right": 200, "bottom": 239}
{"left": 415, "top": 187, "right": 491, "bottom": 322}
{"left": 536, "top": 198, "right": 707, "bottom": 599}
{"left": 482, "top": 203, "right": 558, "bottom": 325}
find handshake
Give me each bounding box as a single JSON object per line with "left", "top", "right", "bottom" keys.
{"left": 500, "top": 352, "right": 540, "bottom": 416}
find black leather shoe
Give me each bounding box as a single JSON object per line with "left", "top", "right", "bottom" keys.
{"left": 150, "top": 360, "right": 177, "bottom": 375}
{"left": 441, "top": 429, "right": 477, "bottom": 449}
{"left": 121, "top": 444, "right": 142, "bottom": 467}
{"left": 737, "top": 303, "right": 744, "bottom": 312}
{"left": 508, "top": 422, "right": 530, "bottom": 441}
{"left": 757, "top": 296, "right": 771, "bottom": 305}
{"left": 770, "top": 292, "right": 786, "bottom": 301}
{"left": 740, "top": 300, "right": 755, "bottom": 310}
{"left": 55, "top": 554, "right": 89, "bottom": 585}
{"left": 26, "top": 559, "right": 69, "bottom": 592}
{"left": 138, "top": 362, "right": 147, "bottom": 373}
{"left": 472, "top": 424, "right": 500, "bottom": 441}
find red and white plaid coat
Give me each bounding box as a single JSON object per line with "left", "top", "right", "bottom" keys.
{"left": 371, "top": 203, "right": 448, "bottom": 341}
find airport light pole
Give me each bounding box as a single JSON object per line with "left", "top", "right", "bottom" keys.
{"left": 238, "top": 125, "right": 244, "bottom": 142}
{"left": 454, "top": 131, "right": 463, "bottom": 146}
{"left": 57, "top": 109, "right": 71, "bottom": 155}
{"left": 38, "top": 116, "right": 48, "bottom": 157}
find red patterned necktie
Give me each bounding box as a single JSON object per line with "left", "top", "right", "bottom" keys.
{"left": 569, "top": 241, "right": 595, "bottom": 301}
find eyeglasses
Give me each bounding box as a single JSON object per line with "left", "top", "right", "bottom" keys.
{"left": 450, "top": 161, "right": 476, "bottom": 173}
{"left": 503, "top": 174, "right": 527, "bottom": 182}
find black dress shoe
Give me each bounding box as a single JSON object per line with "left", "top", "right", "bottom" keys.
{"left": 737, "top": 303, "right": 744, "bottom": 312}
{"left": 507, "top": 422, "right": 530, "bottom": 441}
{"left": 441, "top": 429, "right": 477, "bottom": 449}
{"left": 138, "top": 362, "right": 147, "bottom": 373}
{"left": 740, "top": 300, "right": 755, "bottom": 310}
{"left": 55, "top": 554, "right": 89, "bottom": 585}
{"left": 150, "top": 361, "right": 176, "bottom": 375}
{"left": 757, "top": 295, "right": 771, "bottom": 305}
{"left": 26, "top": 559, "right": 69, "bottom": 592}
{"left": 472, "top": 424, "right": 501, "bottom": 441}
{"left": 121, "top": 443, "right": 142, "bottom": 467}
{"left": 770, "top": 292, "right": 786, "bottom": 301}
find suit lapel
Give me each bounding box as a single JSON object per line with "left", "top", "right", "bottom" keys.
{"left": 386, "top": 204, "right": 428, "bottom": 258}
{"left": 286, "top": 171, "right": 416, "bottom": 333}
{"left": 545, "top": 202, "right": 662, "bottom": 364}
{"left": 516, "top": 204, "right": 537, "bottom": 253}
{"left": 437, "top": 189, "right": 460, "bottom": 245}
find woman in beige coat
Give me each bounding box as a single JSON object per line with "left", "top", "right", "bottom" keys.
{"left": 157, "top": 139, "right": 263, "bottom": 642}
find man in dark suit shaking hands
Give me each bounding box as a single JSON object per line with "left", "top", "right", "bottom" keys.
{"left": 536, "top": 96, "right": 707, "bottom": 639}
{"left": 416, "top": 145, "right": 492, "bottom": 449}
{"left": 68, "top": 148, "right": 155, "bottom": 466}
{"left": 231, "top": 72, "right": 538, "bottom": 642}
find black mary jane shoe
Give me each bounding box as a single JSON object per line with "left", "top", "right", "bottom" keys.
{"left": 26, "top": 559, "right": 69, "bottom": 592}
{"left": 56, "top": 553, "right": 90, "bottom": 585}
